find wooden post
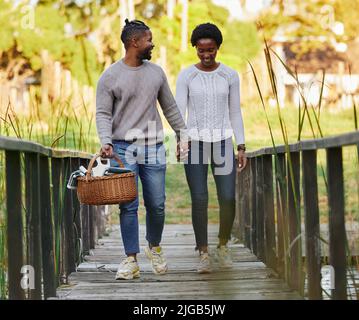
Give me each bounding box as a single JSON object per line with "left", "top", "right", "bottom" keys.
{"left": 51, "top": 158, "right": 63, "bottom": 285}
{"left": 63, "top": 158, "right": 76, "bottom": 275}
{"left": 256, "top": 156, "right": 265, "bottom": 261}
{"left": 233, "top": 164, "right": 242, "bottom": 241}
{"left": 71, "top": 158, "right": 82, "bottom": 265}
{"left": 243, "top": 164, "right": 251, "bottom": 249}
{"left": 25, "top": 152, "right": 43, "bottom": 300}
{"left": 302, "top": 150, "right": 322, "bottom": 299}
{"left": 263, "top": 154, "right": 276, "bottom": 270}
{"left": 287, "top": 152, "right": 302, "bottom": 293}
{"left": 89, "top": 205, "right": 96, "bottom": 249}
{"left": 250, "top": 157, "right": 257, "bottom": 254}
{"left": 39, "top": 155, "right": 56, "bottom": 299}
{"left": 275, "top": 153, "right": 287, "bottom": 278}
{"left": 79, "top": 158, "right": 90, "bottom": 256}
{"left": 326, "top": 147, "right": 347, "bottom": 300}
{"left": 5, "top": 151, "right": 25, "bottom": 300}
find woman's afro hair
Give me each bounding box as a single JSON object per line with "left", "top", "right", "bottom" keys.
{"left": 190, "top": 23, "right": 223, "bottom": 48}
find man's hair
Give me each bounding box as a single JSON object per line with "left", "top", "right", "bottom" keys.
{"left": 121, "top": 19, "right": 150, "bottom": 49}
{"left": 190, "top": 23, "right": 223, "bottom": 48}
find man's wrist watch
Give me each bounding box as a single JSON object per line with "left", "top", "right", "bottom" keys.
{"left": 237, "top": 144, "right": 246, "bottom": 152}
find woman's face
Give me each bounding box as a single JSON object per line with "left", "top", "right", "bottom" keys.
{"left": 196, "top": 38, "right": 218, "bottom": 67}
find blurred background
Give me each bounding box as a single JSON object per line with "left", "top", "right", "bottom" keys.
{"left": 1, "top": 0, "right": 358, "bottom": 148}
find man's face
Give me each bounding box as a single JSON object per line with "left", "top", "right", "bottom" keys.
{"left": 136, "top": 30, "right": 155, "bottom": 61}
{"left": 196, "top": 38, "right": 218, "bottom": 67}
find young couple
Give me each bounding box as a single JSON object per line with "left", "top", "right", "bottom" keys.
{"left": 96, "top": 19, "right": 247, "bottom": 280}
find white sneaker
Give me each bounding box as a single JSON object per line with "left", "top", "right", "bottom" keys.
{"left": 115, "top": 256, "right": 140, "bottom": 280}
{"left": 144, "top": 246, "right": 168, "bottom": 275}
{"left": 197, "top": 252, "right": 212, "bottom": 274}
{"left": 216, "top": 245, "right": 233, "bottom": 268}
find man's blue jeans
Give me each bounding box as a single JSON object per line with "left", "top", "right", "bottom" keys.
{"left": 111, "top": 140, "right": 166, "bottom": 255}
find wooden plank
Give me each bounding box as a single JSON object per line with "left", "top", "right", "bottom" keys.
{"left": 5, "top": 150, "right": 25, "bottom": 300}
{"left": 25, "top": 152, "right": 42, "bottom": 300}
{"left": 51, "top": 157, "right": 64, "bottom": 285}
{"left": 242, "top": 164, "right": 251, "bottom": 249}
{"left": 67, "top": 269, "right": 276, "bottom": 283}
{"left": 70, "top": 158, "right": 82, "bottom": 265}
{"left": 233, "top": 164, "right": 243, "bottom": 241}
{"left": 275, "top": 153, "right": 287, "bottom": 278}
{"left": 287, "top": 152, "right": 303, "bottom": 293}
{"left": 39, "top": 155, "right": 57, "bottom": 299}
{"left": 63, "top": 158, "right": 76, "bottom": 276}
{"left": 302, "top": 150, "right": 322, "bottom": 300}
{"left": 55, "top": 224, "right": 302, "bottom": 300}
{"left": 79, "top": 158, "right": 90, "bottom": 256}
{"left": 89, "top": 205, "right": 96, "bottom": 249}
{"left": 0, "top": 136, "right": 92, "bottom": 159}
{"left": 256, "top": 156, "right": 265, "bottom": 261}
{"left": 246, "top": 131, "right": 359, "bottom": 158}
{"left": 250, "top": 157, "right": 257, "bottom": 254}
{"left": 263, "top": 154, "right": 276, "bottom": 270}
{"left": 326, "top": 147, "right": 347, "bottom": 300}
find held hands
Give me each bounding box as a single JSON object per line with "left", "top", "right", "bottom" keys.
{"left": 176, "top": 141, "right": 190, "bottom": 162}
{"left": 100, "top": 144, "right": 113, "bottom": 158}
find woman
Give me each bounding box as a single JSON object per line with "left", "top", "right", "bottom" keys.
{"left": 175, "top": 23, "right": 247, "bottom": 273}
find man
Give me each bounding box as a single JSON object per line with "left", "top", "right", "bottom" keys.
{"left": 96, "top": 19, "right": 189, "bottom": 280}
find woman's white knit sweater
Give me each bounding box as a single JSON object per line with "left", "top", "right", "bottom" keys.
{"left": 175, "top": 63, "right": 245, "bottom": 145}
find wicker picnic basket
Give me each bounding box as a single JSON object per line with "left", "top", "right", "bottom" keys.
{"left": 77, "top": 153, "right": 137, "bottom": 205}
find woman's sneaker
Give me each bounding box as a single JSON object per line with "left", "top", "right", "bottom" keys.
{"left": 216, "top": 245, "right": 233, "bottom": 268}
{"left": 197, "top": 252, "right": 212, "bottom": 274}
{"left": 144, "top": 246, "right": 168, "bottom": 274}
{"left": 115, "top": 256, "right": 140, "bottom": 280}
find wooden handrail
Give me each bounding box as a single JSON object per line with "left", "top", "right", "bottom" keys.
{"left": 235, "top": 130, "right": 359, "bottom": 300}
{"left": 0, "top": 136, "right": 93, "bottom": 159}
{"left": 246, "top": 131, "right": 359, "bottom": 158}
{"left": 0, "top": 136, "right": 106, "bottom": 300}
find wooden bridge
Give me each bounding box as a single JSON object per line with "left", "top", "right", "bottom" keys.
{"left": 1, "top": 131, "right": 359, "bottom": 300}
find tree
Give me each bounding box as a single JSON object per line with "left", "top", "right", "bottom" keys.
{"left": 257, "top": 0, "right": 358, "bottom": 55}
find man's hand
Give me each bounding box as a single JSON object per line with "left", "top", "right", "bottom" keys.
{"left": 100, "top": 144, "right": 114, "bottom": 158}
{"left": 238, "top": 150, "right": 247, "bottom": 172}
{"left": 176, "top": 141, "right": 190, "bottom": 162}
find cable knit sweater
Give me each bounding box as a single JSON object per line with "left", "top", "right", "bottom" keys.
{"left": 175, "top": 63, "right": 245, "bottom": 145}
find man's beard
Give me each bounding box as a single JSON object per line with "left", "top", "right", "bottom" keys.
{"left": 139, "top": 48, "right": 152, "bottom": 61}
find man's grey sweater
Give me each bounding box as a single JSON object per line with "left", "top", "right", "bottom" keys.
{"left": 96, "top": 59, "right": 187, "bottom": 146}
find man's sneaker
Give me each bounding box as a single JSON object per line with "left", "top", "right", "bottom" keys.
{"left": 216, "top": 245, "right": 233, "bottom": 268}
{"left": 115, "top": 256, "right": 140, "bottom": 280}
{"left": 144, "top": 246, "right": 168, "bottom": 275}
{"left": 197, "top": 252, "right": 212, "bottom": 274}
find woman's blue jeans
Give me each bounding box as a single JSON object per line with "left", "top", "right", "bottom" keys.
{"left": 184, "top": 138, "right": 236, "bottom": 249}
{"left": 111, "top": 140, "right": 166, "bottom": 255}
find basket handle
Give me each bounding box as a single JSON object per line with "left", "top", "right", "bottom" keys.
{"left": 86, "top": 152, "right": 125, "bottom": 178}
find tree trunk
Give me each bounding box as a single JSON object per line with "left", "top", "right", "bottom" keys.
{"left": 180, "top": 0, "right": 188, "bottom": 53}
{"left": 128, "top": 0, "right": 135, "bottom": 20}
{"left": 119, "top": 0, "right": 128, "bottom": 57}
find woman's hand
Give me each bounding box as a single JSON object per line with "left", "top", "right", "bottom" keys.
{"left": 176, "top": 141, "right": 190, "bottom": 162}
{"left": 238, "top": 149, "right": 247, "bottom": 172}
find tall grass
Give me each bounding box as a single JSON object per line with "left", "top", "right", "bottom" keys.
{"left": 0, "top": 89, "right": 98, "bottom": 153}
{"left": 249, "top": 39, "right": 359, "bottom": 299}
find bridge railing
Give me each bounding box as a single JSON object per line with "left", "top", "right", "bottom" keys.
{"left": 0, "top": 136, "right": 107, "bottom": 300}
{"left": 234, "top": 131, "right": 359, "bottom": 300}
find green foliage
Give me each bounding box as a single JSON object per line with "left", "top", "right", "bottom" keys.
{"left": 334, "top": 0, "right": 359, "bottom": 40}
{"left": 257, "top": 0, "right": 356, "bottom": 53}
